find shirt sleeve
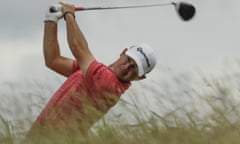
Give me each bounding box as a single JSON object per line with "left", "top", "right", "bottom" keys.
{"left": 85, "top": 60, "right": 130, "bottom": 96}
{"left": 84, "top": 60, "right": 130, "bottom": 112}
{"left": 72, "top": 60, "right": 80, "bottom": 73}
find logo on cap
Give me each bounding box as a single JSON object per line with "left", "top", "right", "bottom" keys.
{"left": 137, "top": 47, "right": 150, "bottom": 68}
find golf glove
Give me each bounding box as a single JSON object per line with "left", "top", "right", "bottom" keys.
{"left": 45, "top": 3, "right": 63, "bottom": 23}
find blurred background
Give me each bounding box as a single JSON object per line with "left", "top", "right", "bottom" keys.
{"left": 1, "top": 0, "right": 240, "bottom": 138}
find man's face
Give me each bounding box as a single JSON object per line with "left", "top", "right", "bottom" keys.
{"left": 109, "top": 49, "right": 140, "bottom": 83}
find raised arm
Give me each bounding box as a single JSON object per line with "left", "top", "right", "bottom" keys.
{"left": 61, "top": 2, "right": 95, "bottom": 75}
{"left": 43, "top": 4, "right": 75, "bottom": 77}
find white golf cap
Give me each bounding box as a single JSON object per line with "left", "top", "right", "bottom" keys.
{"left": 126, "top": 43, "right": 157, "bottom": 77}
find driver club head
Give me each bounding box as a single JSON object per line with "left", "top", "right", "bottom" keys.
{"left": 172, "top": 2, "right": 196, "bottom": 21}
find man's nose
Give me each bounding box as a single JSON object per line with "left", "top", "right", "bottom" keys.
{"left": 123, "top": 63, "right": 129, "bottom": 69}
{"left": 123, "top": 63, "right": 134, "bottom": 70}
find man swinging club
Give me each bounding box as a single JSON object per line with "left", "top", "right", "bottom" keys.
{"left": 30, "top": 2, "right": 157, "bottom": 134}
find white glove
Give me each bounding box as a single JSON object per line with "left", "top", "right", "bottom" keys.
{"left": 45, "top": 3, "right": 63, "bottom": 23}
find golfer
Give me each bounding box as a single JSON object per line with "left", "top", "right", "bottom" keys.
{"left": 30, "top": 2, "right": 157, "bottom": 133}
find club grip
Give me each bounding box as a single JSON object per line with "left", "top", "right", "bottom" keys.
{"left": 50, "top": 6, "right": 85, "bottom": 13}
{"left": 49, "top": 6, "right": 58, "bottom": 13}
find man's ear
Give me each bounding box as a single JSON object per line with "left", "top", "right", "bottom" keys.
{"left": 120, "top": 48, "right": 128, "bottom": 56}
{"left": 135, "top": 75, "right": 146, "bottom": 81}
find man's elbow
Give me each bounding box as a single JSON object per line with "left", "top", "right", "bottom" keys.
{"left": 44, "top": 58, "right": 55, "bottom": 70}
{"left": 44, "top": 61, "right": 53, "bottom": 70}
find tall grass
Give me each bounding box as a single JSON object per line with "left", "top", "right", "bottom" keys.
{"left": 1, "top": 66, "right": 240, "bottom": 144}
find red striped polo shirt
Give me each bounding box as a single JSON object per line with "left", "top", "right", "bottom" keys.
{"left": 32, "top": 60, "right": 131, "bottom": 130}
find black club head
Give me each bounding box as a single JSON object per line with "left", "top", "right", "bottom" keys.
{"left": 173, "top": 2, "right": 196, "bottom": 21}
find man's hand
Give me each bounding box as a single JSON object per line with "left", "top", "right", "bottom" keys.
{"left": 45, "top": 3, "right": 63, "bottom": 23}
{"left": 59, "top": 2, "right": 76, "bottom": 20}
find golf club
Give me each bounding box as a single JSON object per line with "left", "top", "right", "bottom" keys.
{"left": 50, "top": 1, "right": 195, "bottom": 21}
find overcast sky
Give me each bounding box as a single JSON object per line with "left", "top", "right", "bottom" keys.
{"left": 1, "top": 0, "right": 240, "bottom": 83}
{"left": 2, "top": 0, "right": 240, "bottom": 126}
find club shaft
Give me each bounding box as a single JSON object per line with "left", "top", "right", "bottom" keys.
{"left": 75, "top": 3, "right": 174, "bottom": 11}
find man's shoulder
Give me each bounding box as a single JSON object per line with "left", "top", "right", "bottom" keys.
{"left": 86, "top": 60, "right": 130, "bottom": 95}
{"left": 87, "top": 60, "right": 107, "bottom": 73}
